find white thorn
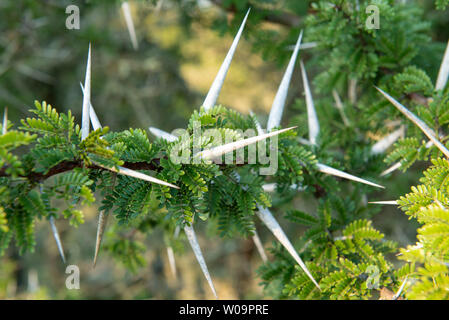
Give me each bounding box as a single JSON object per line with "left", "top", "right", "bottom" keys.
{"left": 93, "top": 210, "right": 107, "bottom": 267}
{"left": 436, "top": 40, "right": 449, "bottom": 91}
{"left": 256, "top": 205, "right": 320, "bottom": 290}
{"left": 252, "top": 230, "right": 268, "bottom": 262}
{"left": 184, "top": 224, "right": 218, "bottom": 299}
{"left": 49, "top": 216, "right": 66, "bottom": 264}
{"left": 380, "top": 162, "right": 402, "bottom": 176}
{"left": 174, "top": 225, "right": 181, "bottom": 238}
{"left": 262, "top": 183, "right": 303, "bottom": 193}
{"left": 2, "top": 107, "right": 7, "bottom": 135}
{"left": 371, "top": 126, "right": 404, "bottom": 155}
{"left": 332, "top": 89, "right": 344, "bottom": 109}
{"left": 166, "top": 245, "right": 177, "bottom": 279}
{"left": 96, "top": 164, "right": 179, "bottom": 189}
{"left": 332, "top": 90, "right": 350, "bottom": 126}
{"left": 121, "top": 2, "right": 139, "bottom": 50}
{"left": 148, "top": 127, "right": 177, "bottom": 142}
{"left": 202, "top": 8, "right": 250, "bottom": 111}
{"left": 88, "top": 101, "right": 101, "bottom": 131}
{"left": 267, "top": 30, "right": 303, "bottom": 131}
{"left": 376, "top": 87, "right": 449, "bottom": 158}
{"left": 170, "top": 221, "right": 180, "bottom": 285}
{"left": 368, "top": 200, "right": 398, "bottom": 205}
{"left": 249, "top": 110, "right": 263, "bottom": 135}
{"left": 288, "top": 42, "right": 318, "bottom": 50}
{"left": 262, "top": 183, "right": 277, "bottom": 193}
{"left": 349, "top": 78, "right": 357, "bottom": 105}
{"left": 393, "top": 276, "right": 408, "bottom": 300}
{"left": 80, "top": 83, "right": 102, "bottom": 131}
{"left": 81, "top": 44, "right": 92, "bottom": 141}
{"left": 316, "top": 163, "right": 385, "bottom": 188}
{"left": 196, "top": 127, "right": 295, "bottom": 160}
{"left": 300, "top": 60, "right": 320, "bottom": 145}
{"left": 297, "top": 137, "right": 312, "bottom": 146}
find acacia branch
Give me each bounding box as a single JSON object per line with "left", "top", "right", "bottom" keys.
{"left": 0, "top": 158, "right": 245, "bottom": 183}
{"left": 0, "top": 159, "right": 162, "bottom": 183}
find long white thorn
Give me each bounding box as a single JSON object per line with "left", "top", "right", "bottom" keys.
{"left": 380, "top": 162, "right": 402, "bottom": 176}
{"left": 167, "top": 226, "right": 181, "bottom": 279}
{"left": 332, "top": 90, "right": 350, "bottom": 126}
{"left": 93, "top": 171, "right": 116, "bottom": 267}
{"left": 249, "top": 110, "right": 263, "bottom": 135}
{"left": 252, "top": 230, "right": 268, "bottom": 263}
{"left": 196, "top": 127, "right": 295, "bottom": 160}
{"left": 256, "top": 206, "right": 320, "bottom": 289}
{"left": 81, "top": 44, "right": 92, "bottom": 141}
{"left": 49, "top": 216, "right": 66, "bottom": 264}
{"left": 393, "top": 276, "right": 408, "bottom": 300}
{"left": 148, "top": 127, "right": 177, "bottom": 142}
{"left": 184, "top": 225, "right": 218, "bottom": 299}
{"left": 93, "top": 210, "right": 107, "bottom": 267}
{"left": 121, "top": 2, "right": 139, "bottom": 50}
{"left": 262, "top": 183, "right": 276, "bottom": 193}
{"left": 166, "top": 245, "right": 177, "bottom": 279}
{"left": 436, "top": 40, "right": 449, "bottom": 91}
{"left": 371, "top": 126, "right": 404, "bottom": 155}
{"left": 300, "top": 60, "right": 320, "bottom": 145}
{"left": 262, "top": 183, "right": 303, "bottom": 193}
{"left": 267, "top": 30, "right": 303, "bottom": 131}
{"left": 316, "top": 163, "right": 384, "bottom": 188}
{"left": 202, "top": 8, "right": 250, "bottom": 111}
{"left": 96, "top": 164, "right": 179, "bottom": 189}
{"left": 297, "top": 137, "right": 312, "bottom": 146}
{"left": 80, "top": 83, "right": 102, "bottom": 130}
{"left": 2, "top": 107, "right": 7, "bottom": 135}
{"left": 288, "top": 42, "right": 318, "bottom": 50}
{"left": 349, "top": 78, "right": 357, "bottom": 105}
{"left": 376, "top": 87, "right": 449, "bottom": 158}
{"left": 174, "top": 225, "right": 181, "bottom": 238}
{"left": 368, "top": 200, "right": 398, "bottom": 205}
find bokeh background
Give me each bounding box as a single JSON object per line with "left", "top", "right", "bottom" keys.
{"left": 0, "top": 0, "right": 448, "bottom": 299}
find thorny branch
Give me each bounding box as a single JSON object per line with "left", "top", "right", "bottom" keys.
{"left": 0, "top": 157, "right": 247, "bottom": 183}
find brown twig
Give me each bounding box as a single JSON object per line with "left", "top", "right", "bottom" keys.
{"left": 0, "top": 159, "right": 161, "bottom": 183}
{"left": 0, "top": 157, "right": 246, "bottom": 183}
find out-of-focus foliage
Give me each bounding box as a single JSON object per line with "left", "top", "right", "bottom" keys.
{"left": 0, "top": 0, "right": 198, "bottom": 131}
{"left": 1, "top": 0, "right": 449, "bottom": 300}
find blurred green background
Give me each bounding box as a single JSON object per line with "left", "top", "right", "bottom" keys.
{"left": 0, "top": 0, "right": 447, "bottom": 299}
